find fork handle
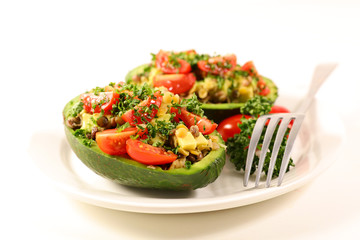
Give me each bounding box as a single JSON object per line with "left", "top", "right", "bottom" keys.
{"left": 296, "top": 63, "right": 337, "bottom": 114}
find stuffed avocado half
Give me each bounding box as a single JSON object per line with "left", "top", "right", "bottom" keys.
{"left": 125, "top": 50, "right": 278, "bottom": 123}
{"left": 63, "top": 83, "right": 226, "bottom": 190}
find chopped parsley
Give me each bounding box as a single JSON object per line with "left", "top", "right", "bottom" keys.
{"left": 216, "top": 75, "right": 225, "bottom": 89}
{"left": 240, "top": 96, "right": 273, "bottom": 116}
{"left": 185, "top": 160, "right": 192, "bottom": 169}
{"left": 92, "top": 86, "right": 105, "bottom": 96}
{"left": 226, "top": 96, "right": 294, "bottom": 177}
{"left": 117, "top": 122, "right": 131, "bottom": 132}
{"left": 67, "top": 101, "right": 83, "bottom": 118}
{"left": 111, "top": 83, "right": 156, "bottom": 116}
{"left": 143, "top": 119, "right": 178, "bottom": 144}
{"left": 233, "top": 69, "right": 249, "bottom": 78}
{"left": 227, "top": 118, "right": 294, "bottom": 177}
{"left": 172, "top": 94, "right": 204, "bottom": 117}
{"left": 73, "top": 129, "right": 94, "bottom": 147}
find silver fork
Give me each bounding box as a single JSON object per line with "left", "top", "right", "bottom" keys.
{"left": 244, "top": 63, "right": 338, "bottom": 188}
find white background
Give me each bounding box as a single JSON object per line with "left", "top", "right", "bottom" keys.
{"left": 1, "top": 0, "right": 360, "bottom": 239}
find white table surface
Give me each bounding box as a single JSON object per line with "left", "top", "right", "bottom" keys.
{"left": 1, "top": 0, "right": 360, "bottom": 239}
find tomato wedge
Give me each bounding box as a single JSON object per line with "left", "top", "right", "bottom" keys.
{"left": 268, "top": 105, "right": 293, "bottom": 128}
{"left": 80, "top": 91, "right": 119, "bottom": 115}
{"left": 197, "top": 54, "right": 236, "bottom": 75}
{"left": 269, "top": 105, "right": 290, "bottom": 114}
{"left": 171, "top": 107, "right": 217, "bottom": 135}
{"left": 122, "top": 91, "right": 163, "bottom": 126}
{"left": 155, "top": 50, "right": 191, "bottom": 74}
{"left": 258, "top": 86, "right": 270, "bottom": 96}
{"left": 184, "top": 49, "right": 197, "bottom": 55}
{"left": 126, "top": 139, "right": 177, "bottom": 165}
{"left": 96, "top": 128, "right": 138, "bottom": 155}
{"left": 256, "top": 78, "right": 270, "bottom": 96}
{"left": 153, "top": 73, "right": 196, "bottom": 94}
{"left": 240, "top": 61, "right": 259, "bottom": 76}
{"left": 217, "top": 114, "right": 252, "bottom": 142}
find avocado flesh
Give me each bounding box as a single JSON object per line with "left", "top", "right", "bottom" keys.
{"left": 125, "top": 64, "right": 279, "bottom": 123}
{"left": 63, "top": 96, "right": 226, "bottom": 191}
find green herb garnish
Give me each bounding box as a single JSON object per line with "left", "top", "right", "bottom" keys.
{"left": 226, "top": 96, "right": 294, "bottom": 177}
{"left": 73, "top": 129, "right": 94, "bottom": 147}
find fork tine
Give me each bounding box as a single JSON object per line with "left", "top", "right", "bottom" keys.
{"left": 255, "top": 116, "right": 281, "bottom": 187}
{"left": 243, "top": 116, "right": 268, "bottom": 187}
{"left": 265, "top": 116, "right": 293, "bottom": 187}
{"left": 277, "top": 114, "right": 305, "bottom": 186}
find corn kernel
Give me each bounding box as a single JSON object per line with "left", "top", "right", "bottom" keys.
{"left": 190, "top": 150, "right": 201, "bottom": 156}
{"left": 172, "top": 94, "right": 180, "bottom": 104}
{"left": 176, "top": 128, "right": 187, "bottom": 138}
{"left": 198, "top": 89, "right": 208, "bottom": 99}
{"left": 176, "top": 124, "right": 188, "bottom": 130}
{"left": 239, "top": 87, "right": 249, "bottom": 95}
{"left": 162, "top": 92, "right": 173, "bottom": 104}
{"left": 158, "top": 104, "right": 168, "bottom": 115}
{"left": 104, "top": 86, "right": 114, "bottom": 92}
{"left": 178, "top": 148, "right": 189, "bottom": 156}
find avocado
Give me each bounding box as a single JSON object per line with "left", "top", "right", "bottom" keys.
{"left": 63, "top": 96, "right": 226, "bottom": 191}
{"left": 125, "top": 63, "right": 150, "bottom": 83}
{"left": 201, "top": 77, "right": 278, "bottom": 123}
{"left": 125, "top": 64, "right": 278, "bottom": 123}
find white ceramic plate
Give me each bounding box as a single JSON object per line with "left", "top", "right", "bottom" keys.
{"left": 30, "top": 94, "right": 345, "bottom": 214}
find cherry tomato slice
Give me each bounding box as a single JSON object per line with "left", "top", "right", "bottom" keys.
{"left": 153, "top": 73, "right": 196, "bottom": 94}
{"left": 256, "top": 78, "right": 270, "bottom": 96}
{"left": 217, "top": 105, "right": 291, "bottom": 141}
{"left": 258, "top": 86, "right": 270, "bottom": 96}
{"left": 155, "top": 50, "right": 191, "bottom": 74}
{"left": 268, "top": 105, "right": 293, "bottom": 128}
{"left": 171, "top": 108, "right": 217, "bottom": 135}
{"left": 240, "top": 61, "right": 259, "bottom": 76}
{"left": 96, "top": 128, "right": 138, "bottom": 155}
{"left": 185, "top": 49, "right": 197, "bottom": 55}
{"left": 217, "top": 114, "right": 252, "bottom": 142}
{"left": 126, "top": 139, "right": 177, "bottom": 165}
{"left": 80, "top": 91, "right": 119, "bottom": 115}
{"left": 197, "top": 54, "right": 236, "bottom": 75}
{"left": 122, "top": 91, "right": 163, "bottom": 126}
{"left": 269, "top": 105, "right": 290, "bottom": 114}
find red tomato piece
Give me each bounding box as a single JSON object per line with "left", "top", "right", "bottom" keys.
{"left": 122, "top": 91, "right": 163, "bottom": 126}
{"left": 268, "top": 105, "right": 293, "bottom": 128}
{"left": 155, "top": 50, "right": 191, "bottom": 74}
{"left": 217, "top": 114, "right": 252, "bottom": 141}
{"left": 80, "top": 91, "right": 119, "bottom": 115}
{"left": 256, "top": 77, "right": 270, "bottom": 96}
{"left": 240, "top": 61, "right": 259, "bottom": 76}
{"left": 217, "top": 105, "right": 292, "bottom": 141}
{"left": 126, "top": 139, "right": 177, "bottom": 165}
{"left": 116, "top": 81, "right": 125, "bottom": 88}
{"left": 96, "top": 128, "right": 138, "bottom": 155}
{"left": 153, "top": 73, "right": 196, "bottom": 94}
{"left": 197, "top": 54, "right": 237, "bottom": 75}
{"left": 155, "top": 50, "right": 168, "bottom": 67}
{"left": 259, "top": 86, "right": 270, "bottom": 96}
{"left": 171, "top": 108, "right": 217, "bottom": 135}
{"left": 185, "top": 49, "right": 197, "bottom": 55}
{"left": 269, "top": 105, "right": 290, "bottom": 114}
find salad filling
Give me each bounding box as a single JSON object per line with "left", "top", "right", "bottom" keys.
{"left": 127, "top": 49, "right": 271, "bottom": 104}
{"left": 64, "top": 82, "right": 222, "bottom": 170}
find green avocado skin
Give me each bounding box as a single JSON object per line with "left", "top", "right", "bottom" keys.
{"left": 203, "top": 108, "right": 243, "bottom": 124}
{"left": 63, "top": 97, "right": 226, "bottom": 191}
